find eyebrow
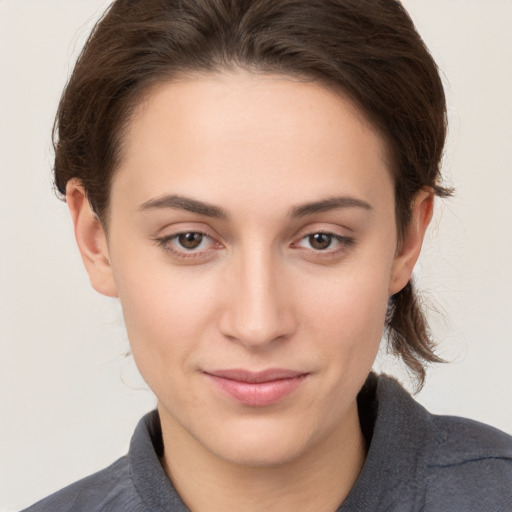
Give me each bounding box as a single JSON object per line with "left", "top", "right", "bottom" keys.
{"left": 139, "top": 194, "right": 228, "bottom": 219}
{"left": 289, "top": 196, "right": 373, "bottom": 217}
{"left": 138, "top": 193, "right": 373, "bottom": 219}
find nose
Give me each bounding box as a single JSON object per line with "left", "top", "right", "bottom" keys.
{"left": 219, "top": 247, "right": 296, "bottom": 349}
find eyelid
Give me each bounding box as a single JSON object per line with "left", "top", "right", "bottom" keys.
{"left": 153, "top": 228, "right": 222, "bottom": 261}
{"left": 152, "top": 223, "right": 355, "bottom": 262}
{"left": 291, "top": 222, "right": 353, "bottom": 241}
{"left": 294, "top": 232, "right": 354, "bottom": 248}
{"left": 290, "top": 225, "right": 356, "bottom": 258}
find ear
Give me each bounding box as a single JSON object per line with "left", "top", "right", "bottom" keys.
{"left": 66, "top": 179, "right": 118, "bottom": 297}
{"left": 388, "top": 188, "right": 434, "bottom": 295}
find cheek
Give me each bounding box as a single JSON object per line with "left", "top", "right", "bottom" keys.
{"left": 110, "top": 254, "right": 220, "bottom": 385}
{"left": 290, "top": 267, "right": 391, "bottom": 439}
{"left": 307, "top": 261, "right": 391, "bottom": 331}
{"left": 300, "top": 259, "right": 392, "bottom": 372}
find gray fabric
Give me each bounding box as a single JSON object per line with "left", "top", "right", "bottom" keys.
{"left": 22, "top": 375, "right": 512, "bottom": 511}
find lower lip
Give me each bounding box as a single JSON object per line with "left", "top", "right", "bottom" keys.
{"left": 206, "top": 374, "right": 307, "bottom": 406}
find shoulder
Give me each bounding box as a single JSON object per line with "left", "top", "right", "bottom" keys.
{"left": 428, "top": 412, "right": 512, "bottom": 464}
{"left": 372, "top": 375, "right": 512, "bottom": 510}
{"left": 22, "top": 411, "right": 188, "bottom": 512}
{"left": 375, "top": 375, "right": 512, "bottom": 464}
{"left": 21, "top": 456, "right": 145, "bottom": 512}
{"left": 422, "top": 414, "right": 512, "bottom": 509}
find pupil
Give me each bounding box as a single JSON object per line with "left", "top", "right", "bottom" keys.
{"left": 179, "top": 233, "right": 203, "bottom": 249}
{"left": 310, "top": 233, "right": 332, "bottom": 250}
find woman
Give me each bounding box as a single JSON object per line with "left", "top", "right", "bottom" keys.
{"left": 22, "top": 0, "right": 512, "bottom": 510}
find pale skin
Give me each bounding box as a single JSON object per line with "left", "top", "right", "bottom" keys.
{"left": 67, "top": 70, "right": 433, "bottom": 512}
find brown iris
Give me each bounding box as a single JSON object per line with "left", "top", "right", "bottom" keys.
{"left": 308, "top": 233, "right": 333, "bottom": 250}
{"left": 178, "top": 233, "right": 204, "bottom": 249}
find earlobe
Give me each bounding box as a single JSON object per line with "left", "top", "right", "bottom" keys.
{"left": 66, "top": 179, "right": 118, "bottom": 298}
{"left": 388, "top": 188, "right": 434, "bottom": 296}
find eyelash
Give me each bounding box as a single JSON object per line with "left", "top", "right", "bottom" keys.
{"left": 154, "top": 231, "right": 217, "bottom": 260}
{"left": 153, "top": 230, "right": 355, "bottom": 261}
{"left": 292, "top": 232, "right": 355, "bottom": 255}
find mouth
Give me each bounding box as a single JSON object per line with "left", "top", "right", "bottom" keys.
{"left": 203, "top": 368, "right": 309, "bottom": 407}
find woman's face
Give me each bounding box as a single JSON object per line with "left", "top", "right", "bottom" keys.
{"left": 74, "top": 70, "right": 424, "bottom": 466}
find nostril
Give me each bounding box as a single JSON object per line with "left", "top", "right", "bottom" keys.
{"left": 218, "top": 300, "right": 296, "bottom": 348}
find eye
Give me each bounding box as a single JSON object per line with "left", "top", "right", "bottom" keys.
{"left": 154, "top": 231, "right": 217, "bottom": 257}
{"left": 293, "top": 231, "right": 355, "bottom": 254}
{"left": 176, "top": 232, "right": 207, "bottom": 250}
{"left": 305, "top": 233, "right": 335, "bottom": 250}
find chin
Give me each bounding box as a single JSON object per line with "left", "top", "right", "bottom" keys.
{"left": 201, "top": 417, "right": 316, "bottom": 468}
{"left": 213, "top": 437, "right": 305, "bottom": 468}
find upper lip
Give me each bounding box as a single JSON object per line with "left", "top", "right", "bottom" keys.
{"left": 204, "top": 369, "right": 308, "bottom": 383}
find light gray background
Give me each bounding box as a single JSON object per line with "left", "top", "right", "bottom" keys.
{"left": 1, "top": 1, "right": 511, "bottom": 510}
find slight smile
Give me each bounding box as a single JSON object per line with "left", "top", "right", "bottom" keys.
{"left": 203, "top": 369, "right": 310, "bottom": 407}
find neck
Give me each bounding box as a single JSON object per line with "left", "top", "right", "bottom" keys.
{"left": 159, "top": 402, "right": 366, "bottom": 512}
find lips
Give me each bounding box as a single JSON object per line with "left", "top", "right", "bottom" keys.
{"left": 204, "top": 369, "right": 308, "bottom": 406}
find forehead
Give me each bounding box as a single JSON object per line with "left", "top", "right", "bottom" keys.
{"left": 112, "top": 70, "right": 393, "bottom": 216}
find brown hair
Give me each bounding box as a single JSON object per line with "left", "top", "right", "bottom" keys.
{"left": 54, "top": 0, "right": 452, "bottom": 388}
